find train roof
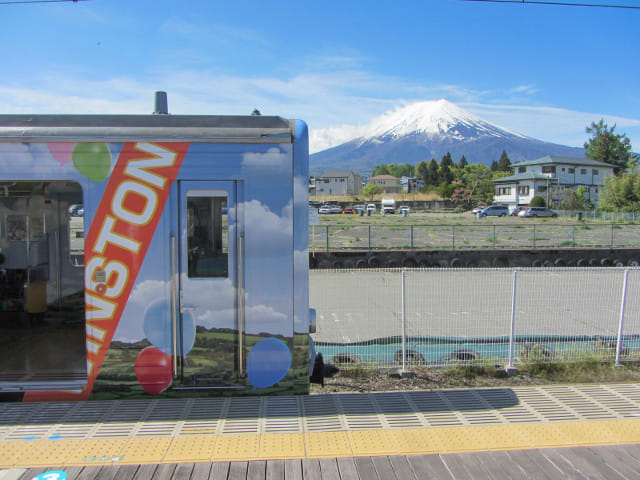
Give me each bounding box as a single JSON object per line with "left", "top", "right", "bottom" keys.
{"left": 0, "top": 114, "right": 296, "bottom": 143}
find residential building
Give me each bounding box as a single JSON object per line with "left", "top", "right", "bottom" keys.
{"left": 493, "top": 156, "right": 614, "bottom": 208}
{"left": 367, "top": 174, "right": 402, "bottom": 194}
{"left": 401, "top": 176, "right": 425, "bottom": 193}
{"left": 315, "top": 170, "right": 363, "bottom": 196}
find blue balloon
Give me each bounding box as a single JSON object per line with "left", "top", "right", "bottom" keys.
{"left": 247, "top": 337, "right": 292, "bottom": 389}
{"left": 143, "top": 299, "right": 195, "bottom": 356}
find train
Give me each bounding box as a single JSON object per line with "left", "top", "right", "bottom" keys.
{"left": 0, "top": 95, "right": 321, "bottom": 402}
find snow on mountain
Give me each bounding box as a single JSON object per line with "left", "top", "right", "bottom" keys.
{"left": 359, "top": 99, "right": 527, "bottom": 142}
{"left": 309, "top": 99, "right": 583, "bottom": 176}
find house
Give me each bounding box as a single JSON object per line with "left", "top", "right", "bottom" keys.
{"left": 367, "top": 174, "right": 402, "bottom": 194}
{"left": 400, "top": 176, "right": 425, "bottom": 193}
{"left": 315, "top": 170, "right": 363, "bottom": 196}
{"left": 493, "top": 156, "right": 614, "bottom": 208}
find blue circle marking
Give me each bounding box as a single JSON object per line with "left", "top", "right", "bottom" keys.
{"left": 33, "top": 471, "right": 68, "bottom": 480}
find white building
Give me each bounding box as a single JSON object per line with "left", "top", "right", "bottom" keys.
{"left": 315, "top": 170, "right": 363, "bottom": 196}
{"left": 493, "top": 156, "right": 614, "bottom": 208}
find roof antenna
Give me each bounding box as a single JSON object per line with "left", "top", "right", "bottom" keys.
{"left": 153, "top": 91, "right": 169, "bottom": 115}
{"left": 251, "top": 108, "right": 261, "bottom": 116}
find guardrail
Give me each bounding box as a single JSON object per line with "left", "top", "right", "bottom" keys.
{"left": 310, "top": 223, "right": 640, "bottom": 251}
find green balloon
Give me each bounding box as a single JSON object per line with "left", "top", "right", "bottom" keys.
{"left": 72, "top": 142, "right": 112, "bottom": 182}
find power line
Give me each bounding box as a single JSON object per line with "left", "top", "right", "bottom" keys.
{"left": 456, "top": 0, "right": 640, "bottom": 9}
{"left": 0, "top": 0, "right": 94, "bottom": 4}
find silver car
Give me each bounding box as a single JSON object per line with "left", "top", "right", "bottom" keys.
{"left": 518, "top": 207, "right": 558, "bottom": 218}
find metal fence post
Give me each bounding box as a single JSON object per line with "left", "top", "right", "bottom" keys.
{"left": 401, "top": 269, "right": 407, "bottom": 372}
{"left": 616, "top": 269, "right": 630, "bottom": 367}
{"left": 326, "top": 225, "right": 329, "bottom": 251}
{"left": 452, "top": 225, "right": 456, "bottom": 249}
{"left": 410, "top": 225, "right": 414, "bottom": 250}
{"left": 368, "top": 224, "right": 371, "bottom": 251}
{"left": 508, "top": 270, "right": 518, "bottom": 369}
{"left": 532, "top": 224, "right": 536, "bottom": 249}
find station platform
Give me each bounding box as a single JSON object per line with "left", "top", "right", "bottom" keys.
{"left": 2, "top": 383, "right": 640, "bottom": 478}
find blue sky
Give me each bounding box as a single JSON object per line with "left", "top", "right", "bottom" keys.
{"left": 1, "top": 0, "right": 638, "bottom": 153}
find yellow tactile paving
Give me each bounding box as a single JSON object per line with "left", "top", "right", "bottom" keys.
{"left": 347, "top": 430, "right": 398, "bottom": 456}
{"left": 258, "top": 433, "right": 305, "bottom": 459}
{"left": 389, "top": 429, "right": 441, "bottom": 455}
{"left": 4, "top": 418, "right": 640, "bottom": 468}
{"left": 64, "top": 438, "right": 128, "bottom": 466}
{"left": 304, "top": 431, "right": 352, "bottom": 458}
{"left": 211, "top": 433, "right": 260, "bottom": 461}
{"left": 119, "top": 437, "right": 172, "bottom": 464}
{"left": 163, "top": 435, "right": 217, "bottom": 463}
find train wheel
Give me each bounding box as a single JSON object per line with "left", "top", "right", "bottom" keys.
{"left": 449, "top": 257, "right": 462, "bottom": 268}
{"left": 331, "top": 353, "right": 361, "bottom": 365}
{"left": 354, "top": 258, "right": 368, "bottom": 269}
{"left": 394, "top": 349, "right": 425, "bottom": 365}
{"left": 450, "top": 349, "right": 481, "bottom": 362}
{"left": 600, "top": 258, "right": 612, "bottom": 267}
{"left": 553, "top": 258, "right": 567, "bottom": 267}
{"left": 520, "top": 343, "right": 555, "bottom": 362}
{"left": 576, "top": 258, "right": 588, "bottom": 267}
{"left": 367, "top": 256, "right": 381, "bottom": 268}
{"left": 402, "top": 256, "right": 418, "bottom": 268}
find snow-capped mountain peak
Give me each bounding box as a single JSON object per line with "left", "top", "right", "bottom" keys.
{"left": 361, "top": 99, "right": 526, "bottom": 142}
{"left": 309, "top": 99, "right": 584, "bottom": 176}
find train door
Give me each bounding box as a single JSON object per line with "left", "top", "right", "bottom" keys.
{"left": 176, "top": 180, "right": 244, "bottom": 388}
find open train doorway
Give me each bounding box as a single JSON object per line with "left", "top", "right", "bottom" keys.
{"left": 0, "top": 180, "right": 86, "bottom": 392}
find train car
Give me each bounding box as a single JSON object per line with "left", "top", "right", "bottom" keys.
{"left": 0, "top": 100, "right": 317, "bottom": 401}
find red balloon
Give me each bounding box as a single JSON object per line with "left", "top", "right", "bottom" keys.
{"left": 134, "top": 347, "right": 173, "bottom": 395}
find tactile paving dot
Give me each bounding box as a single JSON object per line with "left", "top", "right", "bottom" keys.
{"left": 163, "top": 436, "right": 217, "bottom": 462}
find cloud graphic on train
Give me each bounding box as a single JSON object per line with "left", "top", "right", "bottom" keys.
{"left": 241, "top": 147, "right": 290, "bottom": 170}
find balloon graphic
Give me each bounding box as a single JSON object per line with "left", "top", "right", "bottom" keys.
{"left": 134, "top": 346, "right": 173, "bottom": 395}
{"left": 143, "top": 299, "right": 196, "bottom": 356}
{"left": 72, "top": 142, "right": 112, "bottom": 181}
{"left": 247, "top": 337, "right": 292, "bottom": 389}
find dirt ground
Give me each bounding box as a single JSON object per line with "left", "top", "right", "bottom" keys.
{"left": 309, "top": 363, "right": 640, "bottom": 394}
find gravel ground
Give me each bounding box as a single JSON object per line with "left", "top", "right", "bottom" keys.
{"left": 309, "top": 363, "right": 640, "bottom": 394}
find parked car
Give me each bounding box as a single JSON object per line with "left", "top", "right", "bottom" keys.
{"left": 319, "top": 204, "right": 341, "bottom": 214}
{"left": 343, "top": 206, "right": 355, "bottom": 214}
{"left": 471, "top": 206, "right": 485, "bottom": 215}
{"left": 354, "top": 204, "right": 366, "bottom": 212}
{"left": 399, "top": 205, "right": 410, "bottom": 214}
{"left": 366, "top": 204, "right": 377, "bottom": 213}
{"left": 518, "top": 207, "right": 558, "bottom": 218}
{"left": 478, "top": 205, "right": 509, "bottom": 218}
{"left": 510, "top": 206, "right": 527, "bottom": 216}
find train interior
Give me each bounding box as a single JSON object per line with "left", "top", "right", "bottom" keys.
{"left": 0, "top": 180, "right": 86, "bottom": 391}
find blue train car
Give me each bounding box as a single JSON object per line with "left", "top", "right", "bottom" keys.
{"left": 0, "top": 105, "right": 317, "bottom": 401}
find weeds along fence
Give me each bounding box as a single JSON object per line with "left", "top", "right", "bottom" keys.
{"left": 310, "top": 223, "right": 640, "bottom": 251}
{"left": 310, "top": 268, "right": 640, "bottom": 369}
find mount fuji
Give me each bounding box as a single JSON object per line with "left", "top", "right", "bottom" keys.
{"left": 309, "top": 99, "right": 584, "bottom": 176}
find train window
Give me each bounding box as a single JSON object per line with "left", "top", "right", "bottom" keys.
{"left": 187, "top": 193, "right": 228, "bottom": 278}
{"left": 68, "top": 204, "right": 84, "bottom": 267}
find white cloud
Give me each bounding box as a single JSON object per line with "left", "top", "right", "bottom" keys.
{"left": 1, "top": 66, "right": 638, "bottom": 153}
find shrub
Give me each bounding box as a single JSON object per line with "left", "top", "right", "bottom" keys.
{"left": 529, "top": 195, "right": 546, "bottom": 207}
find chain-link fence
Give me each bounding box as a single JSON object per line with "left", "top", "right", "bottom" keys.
{"left": 310, "top": 268, "right": 640, "bottom": 368}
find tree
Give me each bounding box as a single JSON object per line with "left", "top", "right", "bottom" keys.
{"left": 372, "top": 165, "right": 391, "bottom": 176}
{"left": 439, "top": 152, "right": 454, "bottom": 185}
{"left": 498, "top": 150, "right": 512, "bottom": 173}
{"left": 458, "top": 155, "right": 468, "bottom": 169}
{"left": 598, "top": 171, "right": 640, "bottom": 212}
{"left": 362, "top": 183, "right": 382, "bottom": 200}
{"left": 490, "top": 160, "right": 499, "bottom": 172}
{"left": 529, "top": 195, "right": 546, "bottom": 207}
{"left": 426, "top": 159, "right": 439, "bottom": 187}
{"left": 560, "top": 186, "right": 591, "bottom": 211}
{"left": 584, "top": 119, "right": 634, "bottom": 175}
